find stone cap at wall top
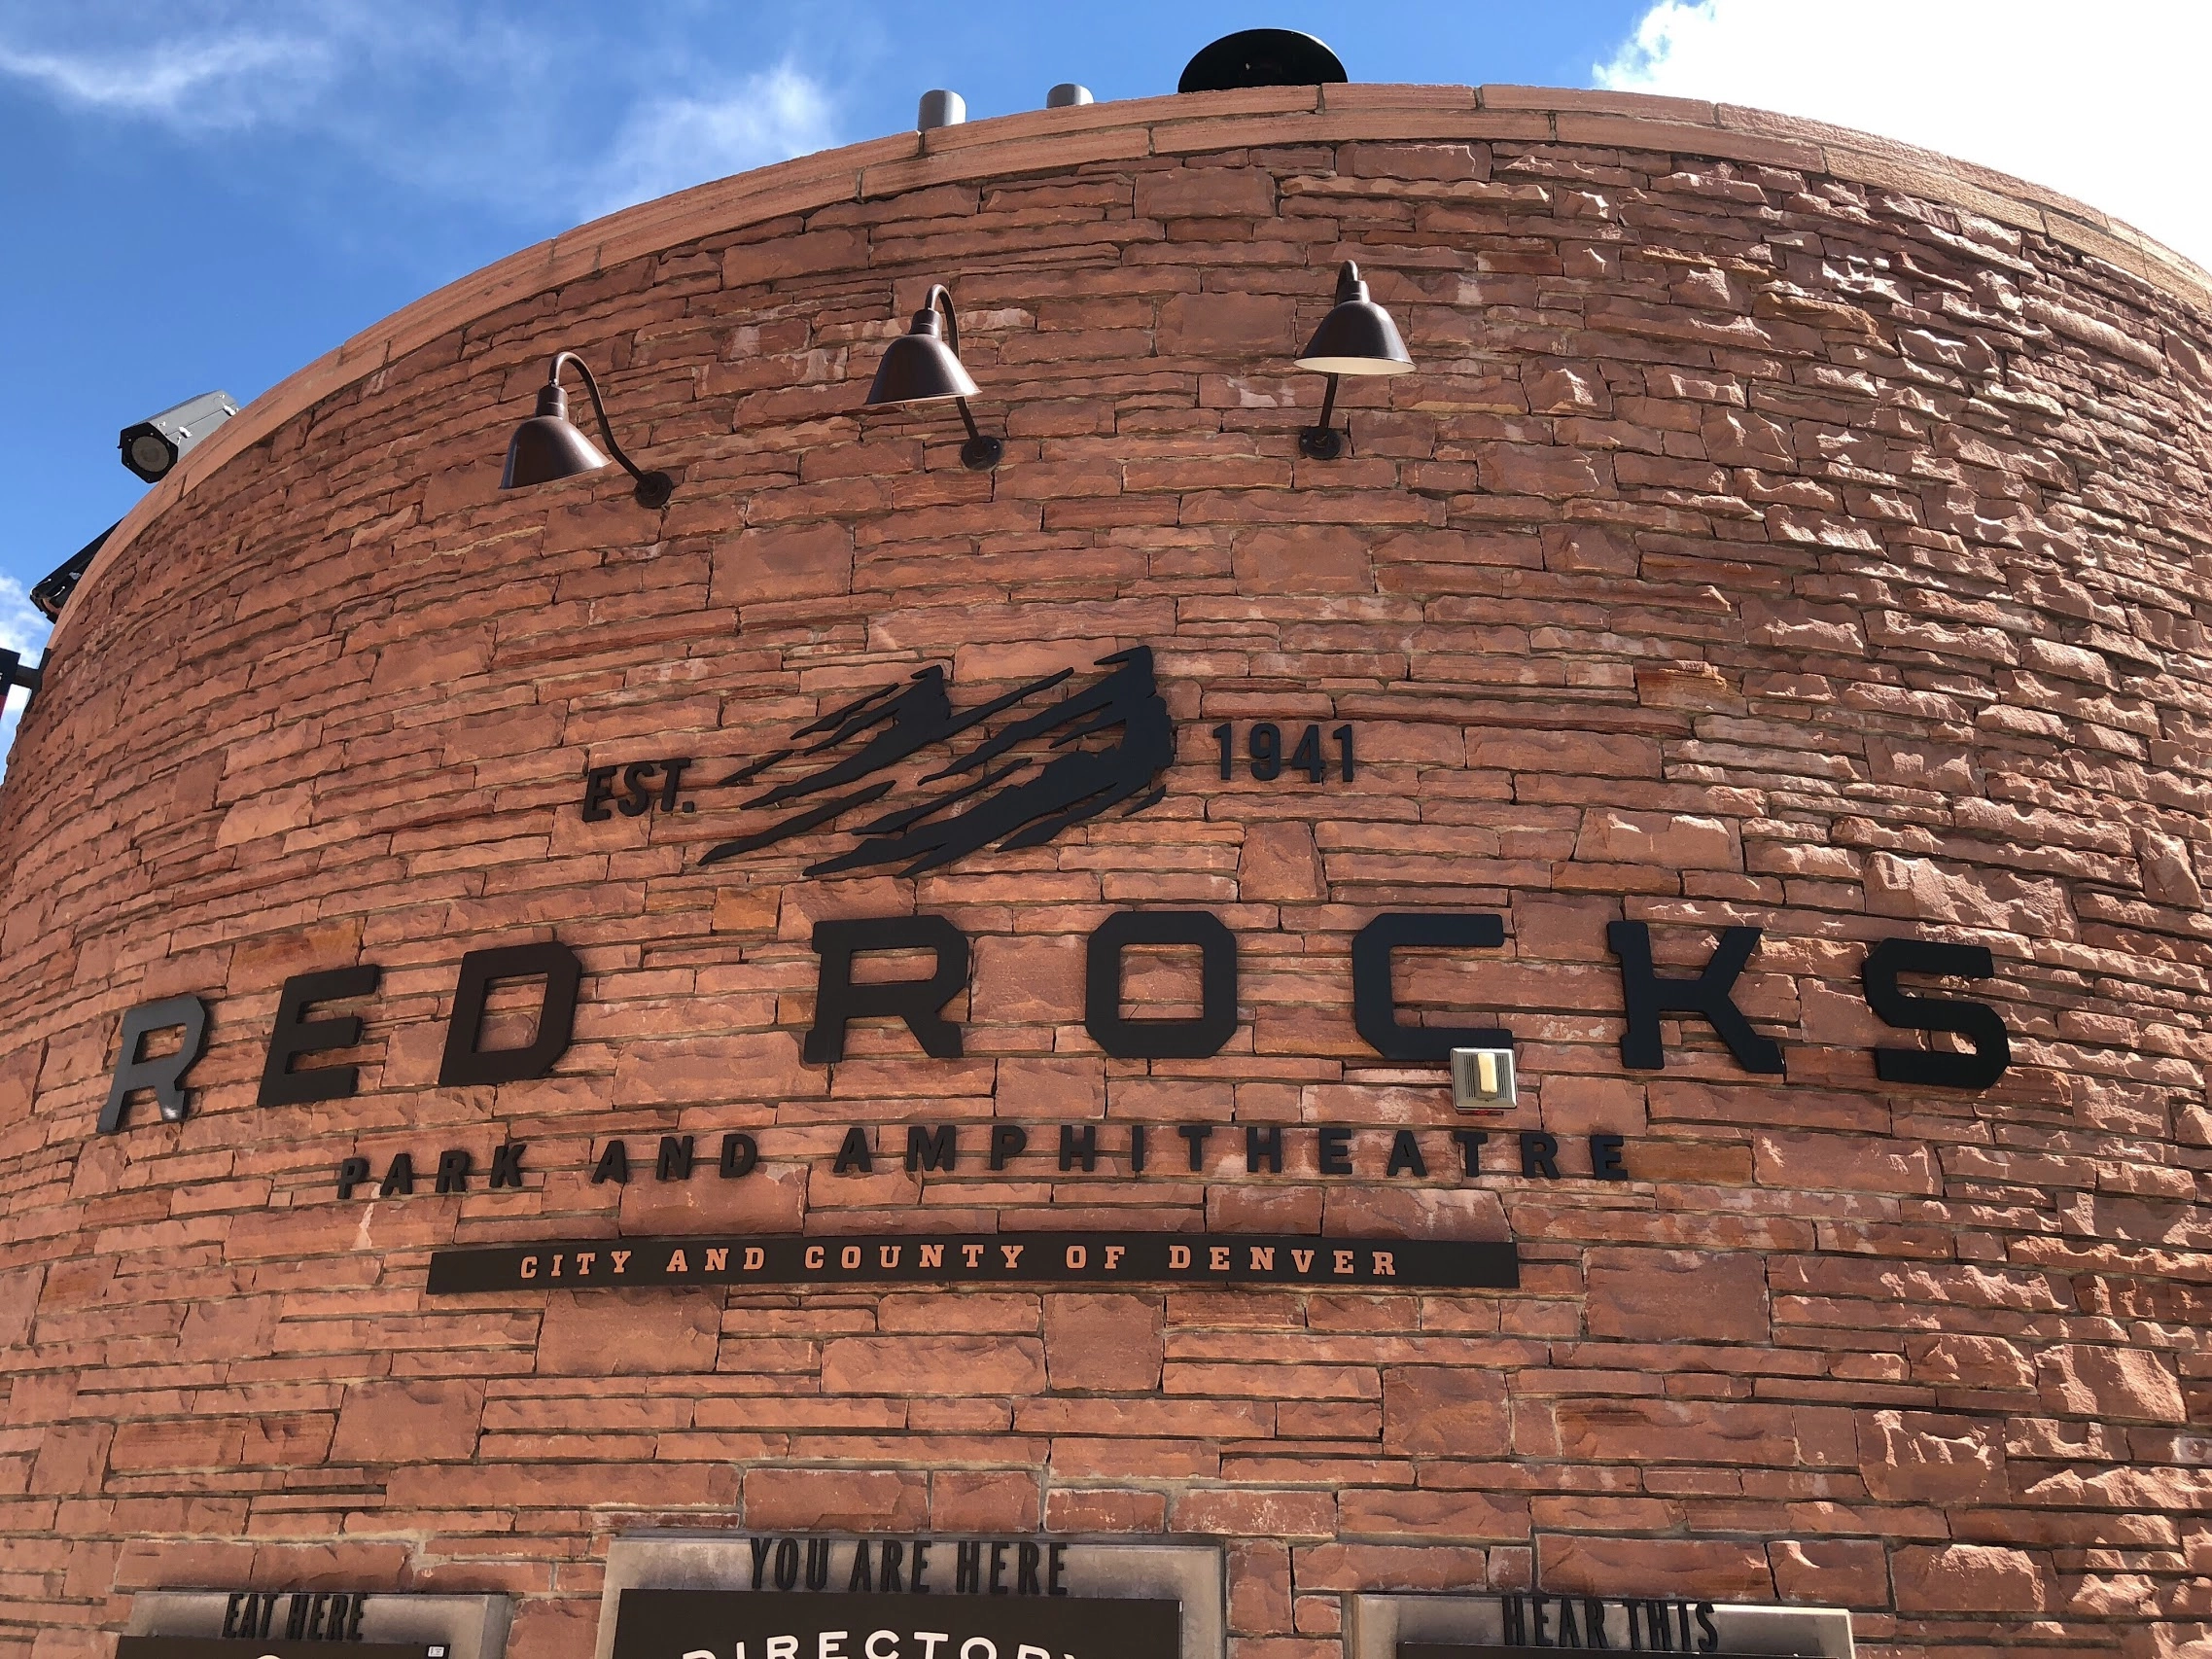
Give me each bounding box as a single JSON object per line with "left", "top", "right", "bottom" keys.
{"left": 52, "top": 81, "right": 2211, "bottom": 653}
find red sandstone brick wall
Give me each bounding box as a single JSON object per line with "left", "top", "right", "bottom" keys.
{"left": 3, "top": 87, "right": 2211, "bottom": 1659}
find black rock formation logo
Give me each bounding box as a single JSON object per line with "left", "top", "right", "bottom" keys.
{"left": 700, "top": 646, "right": 1175, "bottom": 878}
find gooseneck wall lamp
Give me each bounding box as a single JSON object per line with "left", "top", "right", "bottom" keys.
{"left": 502, "top": 351, "right": 675, "bottom": 509}
{"left": 1293, "top": 261, "right": 1415, "bottom": 460}
{"left": 863, "top": 285, "right": 1003, "bottom": 471}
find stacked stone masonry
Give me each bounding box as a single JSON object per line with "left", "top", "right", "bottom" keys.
{"left": 3, "top": 84, "right": 2211, "bottom": 1659}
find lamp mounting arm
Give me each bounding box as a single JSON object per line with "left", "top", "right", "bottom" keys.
{"left": 925, "top": 287, "right": 1001, "bottom": 472}
{"left": 925, "top": 285, "right": 960, "bottom": 359}
{"left": 546, "top": 351, "right": 675, "bottom": 509}
{"left": 1300, "top": 372, "right": 1347, "bottom": 461}
{"left": 1315, "top": 372, "right": 1341, "bottom": 433}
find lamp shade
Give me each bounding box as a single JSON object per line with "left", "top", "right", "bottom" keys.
{"left": 502, "top": 383, "right": 611, "bottom": 489}
{"left": 864, "top": 303, "right": 980, "bottom": 406}
{"left": 1179, "top": 28, "right": 1346, "bottom": 93}
{"left": 1295, "top": 263, "right": 1415, "bottom": 376}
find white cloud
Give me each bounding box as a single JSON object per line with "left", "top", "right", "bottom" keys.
{"left": 579, "top": 63, "right": 842, "bottom": 221}
{"left": 0, "top": 6, "right": 844, "bottom": 225}
{"left": 0, "top": 577, "right": 53, "bottom": 769}
{"left": 1597, "top": 0, "right": 2212, "bottom": 273}
{"left": 0, "top": 30, "right": 326, "bottom": 124}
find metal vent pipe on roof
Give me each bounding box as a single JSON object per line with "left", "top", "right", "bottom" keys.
{"left": 1046, "top": 84, "right": 1093, "bottom": 108}
{"left": 918, "top": 89, "right": 966, "bottom": 130}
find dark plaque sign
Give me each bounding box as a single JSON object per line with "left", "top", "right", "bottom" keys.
{"left": 610, "top": 1591, "right": 1179, "bottom": 1659}
{"left": 426, "top": 1232, "right": 1518, "bottom": 1294}
{"left": 117, "top": 1643, "right": 438, "bottom": 1659}
{"left": 1358, "top": 1590, "right": 1851, "bottom": 1659}
{"left": 1405, "top": 1594, "right": 1729, "bottom": 1653}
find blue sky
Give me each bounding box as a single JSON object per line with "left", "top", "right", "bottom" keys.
{"left": 2, "top": 0, "right": 2206, "bottom": 753}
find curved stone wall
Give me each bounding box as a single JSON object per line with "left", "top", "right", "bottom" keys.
{"left": 3, "top": 85, "right": 2210, "bottom": 1658}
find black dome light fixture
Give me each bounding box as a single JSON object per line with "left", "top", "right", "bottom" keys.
{"left": 863, "top": 284, "right": 1003, "bottom": 471}
{"left": 501, "top": 350, "right": 674, "bottom": 509}
{"left": 1177, "top": 28, "right": 1346, "bottom": 93}
{"left": 1293, "top": 261, "right": 1415, "bottom": 460}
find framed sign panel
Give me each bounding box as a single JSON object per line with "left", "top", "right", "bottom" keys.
{"left": 594, "top": 1537, "right": 1221, "bottom": 1659}
{"left": 1352, "top": 1593, "right": 1854, "bottom": 1658}
{"left": 121, "top": 1592, "right": 509, "bottom": 1659}
{"left": 610, "top": 1590, "right": 1179, "bottom": 1659}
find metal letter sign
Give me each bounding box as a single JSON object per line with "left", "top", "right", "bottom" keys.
{"left": 698, "top": 648, "right": 1174, "bottom": 876}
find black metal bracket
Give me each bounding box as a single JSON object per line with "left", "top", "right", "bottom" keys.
{"left": 1299, "top": 371, "right": 1348, "bottom": 460}
{"left": 930, "top": 288, "right": 1001, "bottom": 471}
{"left": 29, "top": 522, "right": 117, "bottom": 620}
{"left": 0, "top": 648, "right": 46, "bottom": 708}
{"left": 955, "top": 397, "right": 1003, "bottom": 471}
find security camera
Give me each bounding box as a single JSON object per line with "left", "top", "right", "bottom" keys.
{"left": 119, "top": 389, "right": 238, "bottom": 482}
{"left": 30, "top": 523, "right": 116, "bottom": 621}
